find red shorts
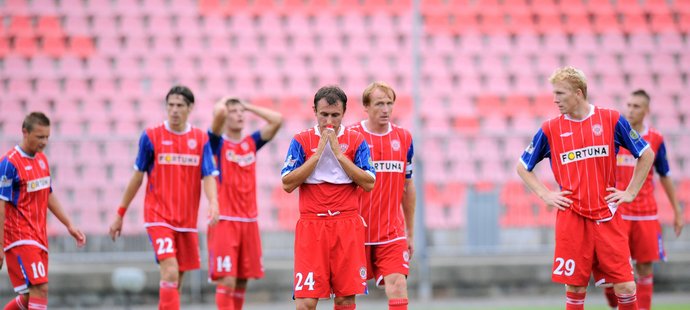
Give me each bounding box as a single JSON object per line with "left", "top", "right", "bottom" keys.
{"left": 365, "top": 239, "right": 410, "bottom": 287}
{"left": 207, "top": 220, "right": 264, "bottom": 281}
{"left": 293, "top": 212, "right": 367, "bottom": 299}
{"left": 553, "top": 209, "right": 634, "bottom": 287}
{"left": 623, "top": 219, "right": 665, "bottom": 263}
{"left": 5, "top": 245, "right": 48, "bottom": 294}
{"left": 147, "top": 226, "right": 200, "bottom": 271}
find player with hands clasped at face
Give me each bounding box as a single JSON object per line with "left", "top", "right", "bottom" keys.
{"left": 0, "top": 112, "right": 86, "bottom": 310}
{"left": 517, "top": 67, "right": 655, "bottom": 310}
{"left": 108, "top": 86, "right": 220, "bottom": 310}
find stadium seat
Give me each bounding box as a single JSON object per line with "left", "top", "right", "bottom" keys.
{"left": 68, "top": 36, "right": 95, "bottom": 58}
{"left": 13, "top": 35, "right": 38, "bottom": 57}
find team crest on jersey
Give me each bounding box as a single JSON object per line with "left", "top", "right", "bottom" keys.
{"left": 187, "top": 139, "right": 198, "bottom": 150}
{"left": 38, "top": 159, "right": 46, "bottom": 170}
{"left": 283, "top": 155, "right": 296, "bottom": 169}
{"left": 340, "top": 144, "right": 349, "bottom": 152}
{"left": 629, "top": 129, "right": 640, "bottom": 140}
{"left": 359, "top": 266, "right": 367, "bottom": 279}
{"left": 0, "top": 175, "right": 11, "bottom": 188}
{"left": 241, "top": 142, "right": 249, "bottom": 151}
{"left": 391, "top": 139, "right": 401, "bottom": 151}
{"left": 403, "top": 250, "right": 410, "bottom": 262}
{"left": 592, "top": 124, "right": 603, "bottom": 136}
{"left": 158, "top": 153, "right": 200, "bottom": 166}
{"left": 525, "top": 142, "right": 535, "bottom": 154}
{"left": 560, "top": 145, "right": 609, "bottom": 164}
{"left": 27, "top": 176, "right": 50, "bottom": 193}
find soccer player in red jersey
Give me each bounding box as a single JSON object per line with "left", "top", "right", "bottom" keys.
{"left": 281, "top": 85, "right": 376, "bottom": 310}
{"left": 348, "top": 82, "right": 415, "bottom": 310}
{"left": 207, "top": 97, "right": 283, "bottom": 310}
{"left": 517, "top": 67, "right": 655, "bottom": 310}
{"left": 109, "top": 86, "right": 220, "bottom": 310}
{"left": 0, "top": 112, "right": 86, "bottom": 310}
{"left": 603, "top": 89, "right": 684, "bottom": 310}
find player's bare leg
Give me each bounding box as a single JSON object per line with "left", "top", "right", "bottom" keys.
{"left": 565, "top": 285, "right": 587, "bottom": 310}
{"left": 159, "top": 258, "right": 181, "bottom": 310}
{"left": 2, "top": 294, "right": 28, "bottom": 310}
{"left": 215, "top": 276, "right": 237, "bottom": 309}
{"left": 295, "top": 297, "right": 318, "bottom": 310}
{"left": 613, "top": 281, "right": 638, "bottom": 310}
{"left": 27, "top": 283, "right": 48, "bottom": 309}
{"left": 333, "top": 295, "right": 355, "bottom": 310}
{"left": 635, "top": 262, "right": 654, "bottom": 310}
{"left": 234, "top": 278, "right": 248, "bottom": 309}
{"left": 383, "top": 273, "right": 409, "bottom": 309}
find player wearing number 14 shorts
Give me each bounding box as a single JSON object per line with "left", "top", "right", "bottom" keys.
{"left": 517, "top": 67, "right": 655, "bottom": 310}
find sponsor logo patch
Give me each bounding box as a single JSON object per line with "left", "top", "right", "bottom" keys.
{"left": 616, "top": 154, "right": 636, "bottom": 167}
{"left": 359, "top": 266, "right": 367, "bottom": 279}
{"left": 162, "top": 140, "right": 173, "bottom": 146}
{"left": 403, "top": 250, "right": 410, "bottom": 262}
{"left": 560, "top": 145, "right": 609, "bottom": 164}
{"left": 157, "top": 153, "right": 200, "bottom": 166}
{"left": 283, "top": 155, "right": 296, "bottom": 169}
{"left": 560, "top": 132, "right": 573, "bottom": 137}
{"left": 0, "top": 175, "right": 12, "bottom": 188}
{"left": 373, "top": 161, "right": 404, "bottom": 173}
{"left": 525, "top": 142, "right": 535, "bottom": 154}
{"left": 225, "top": 150, "right": 256, "bottom": 167}
{"left": 629, "top": 129, "right": 640, "bottom": 140}
{"left": 27, "top": 176, "right": 50, "bottom": 192}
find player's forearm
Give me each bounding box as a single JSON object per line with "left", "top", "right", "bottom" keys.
{"left": 202, "top": 176, "right": 219, "bottom": 206}
{"left": 0, "top": 201, "right": 5, "bottom": 248}
{"left": 120, "top": 171, "right": 145, "bottom": 209}
{"left": 626, "top": 148, "right": 655, "bottom": 198}
{"left": 402, "top": 180, "right": 416, "bottom": 237}
{"left": 210, "top": 102, "right": 227, "bottom": 135}
{"left": 659, "top": 176, "right": 682, "bottom": 215}
{"left": 47, "top": 194, "right": 73, "bottom": 228}
{"left": 336, "top": 155, "right": 375, "bottom": 191}
{"left": 251, "top": 105, "right": 283, "bottom": 141}
{"left": 516, "top": 163, "right": 550, "bottom": 199}
{"left": 282, "top": 155, "right": 320, "bottom": 193}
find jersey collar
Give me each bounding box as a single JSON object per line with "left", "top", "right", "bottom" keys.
{"left": 563, "top": 104, "right": 595, "bottom": 122}
{"left": 314, "top": 125, "right": 345, "bottom": 137}
{"left": 360, "top": 120, "right": 392, "bottom": 136}
{"left": 14, "top": 145, "right": 35, "bottom": 158}
{"left": 221, "top": 133, "right": 243, "bottom": 144}
{"left": 164, "top": 121, "right": 192, "bottom": 135}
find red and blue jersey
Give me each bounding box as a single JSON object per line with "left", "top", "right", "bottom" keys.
{"left": 0, "top": 146, "right": 51, "bottom": 252}
{"left": 520, "top": 105, "right": 649, "bottom": 221}
{"left": 616, "top": 126, "right": 670, "bottom": 219}
{"left": 349, "top": 121, "right": 414, "bottom": 244}
{"left": 281, "top": 125, "right": 375, "bottom": 215}
{"left": 208, "top": 130, "right": 267, "bottom": 221}
{"left": 135, "top": 122, "right": 218, "bottom": 231}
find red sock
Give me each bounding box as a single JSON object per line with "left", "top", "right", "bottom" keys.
{"left": 565, "top": 291, "right": 586, "bottom": 310}
{"left": 334, "top": 304, "right": 356, "bottom": 310}
{"left": 159, "top": 281, "right": 180, "bottom": 310}
{"left": 4, "top": 296, "right": 28, "bottom": 310}
{"left": 605, "top": 286, "right": 618, "bottom": 308}
{"left": 233, "top": 287, "right": 245, "bottom": 310}
{"left": 27, "top": 297, "right": 47, "bottom": 310}
{"left": 616, "top": 291, "right": 639, "bottom": 310}
{"left": 389, "top": 298, "right": 408, "bottom": 310}
{"left": 637, "top": 275, "right": 653, "bottom": 310}
{"left": 216, "top": 285, "right": 235, "bottom": 310}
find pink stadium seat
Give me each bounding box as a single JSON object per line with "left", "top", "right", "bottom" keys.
{"left": 542, "top": 33, "right": 569, "bottom": 53}
{"left": 649, "top": 11, "right": 677, "bottom": 33}
{"left": 657, "top": 74, "right": 684, "bottom": 94}
{"left": 451, "top": 12, "right": 480, "bottom": 34}
{"left": 657, "top": 32, "right": 685, "bottom": 53}
{"left": 621, "top": 11, "right": 649, "bottom": 33}
{"left": 562, "top": 11, "right": 590, "bottom": 33}
{"left": 599, "top": 32, "right": 627, "bottom": 53}
{"left": 36, "top": 15, "right": 63, "bottom": 38}
{"left": 506, "top": 10, "right": 534, "bottom": 33}
{"left": 591, "top": 11, "right": 619, "bottom": 33}
{"left": 479, "top": 11, "right": 506, "bottom": 34}
{"left": 534, "top": 11, "right": 562, "bottom": 34}
{"left": 586, "top": 0, "right": 615, "bottom": 14}
{"left": 8, "top": 15, "right": 33, "bottom": 37}
{"left": 628, "top": 33, "right": 656, "bottom": 53}
{"left": 14, "top": 35, "right": 38, "bottom": 57}
{"left": 68, "top": 36, "right": 95, "bottom": 58}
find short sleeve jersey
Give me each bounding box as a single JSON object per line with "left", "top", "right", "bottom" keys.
{"left": 616, "top": 126, "right": 670, "bottom": 218}
{"left": 280, "top": 125, "right": 375, "bottom": 214}
{"left": 520, "top": 105, "right": 649, "bottom": 221}
{"left": 0, "top": 146, "right": 51, "bottom": 252}
{"left": 208, "top": 130, "right": 267, "bottom": 220}
{"left": 135, "top": 122, "right": 218, "bottom": 231}
{"left": 349, "top": 121, "right": 414, "bottom": 244}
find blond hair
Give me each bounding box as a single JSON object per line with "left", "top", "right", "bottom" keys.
{"left": 362, "top": 81, "right": 396, "bottom": 106}
{"left": 549, "top": 66, "right": 588, "bottom": 99}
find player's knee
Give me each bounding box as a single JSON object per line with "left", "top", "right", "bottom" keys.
{"left": 218, "top": 276, "right": 237, "bottom": 290}
{"left": 613, "top": 281, "right": 637, "bottom": 295}
{"left": 333, "top": 295, "right": 355, "bottom": 305}
{"left": 159, "top": 262, "right": 180, "bottom": 282}
{"left": 236, "top": 278, "right": 248, "bottom": 289}
{"left": 635, "top": 262, "right": 653, "bottom": 277}
{"left": 295, "top": 298, "right": 318, "bottom": 310}
{"left": 30, "top": 283, "right": 48, "bottom": 298}
{"left": 384, "top": 274, "right": 408, "bottom": 298}
{"left": 565, "top": 285, "right": 587, "bottom": 294}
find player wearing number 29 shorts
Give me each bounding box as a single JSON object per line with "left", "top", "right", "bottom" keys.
{"left": 282, "top": 86, "right": 376, "bottom": 310}
{"left": 518, "top": 67, "right": 654, "bottom": 310}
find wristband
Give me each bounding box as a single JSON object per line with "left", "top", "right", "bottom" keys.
{"left": 117, "top": 206, "right": 127, "bottom": 218}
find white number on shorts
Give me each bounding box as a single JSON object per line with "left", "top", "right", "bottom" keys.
{"left": 553, "top": 257, "right": 576, "bottom": 276}
{"left": 295, "top": 272, "right": 315, "bottom": 291}
{"left": 155, "top": 238, "right": 174, "bottom": 255}
{"left": 30, "top": 262, "right": 46, "bottom": 279}
{"left": 216, "top": 256, "right": 232, "bottom": 272}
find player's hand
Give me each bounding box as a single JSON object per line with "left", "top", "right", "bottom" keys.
{"left": 109, "top": 216, "right": 123, "bottom": 242}
{"left": 673, "top": 213, "right": 684, "bottom": 237}
{"left": 68, "top": 225, "right": 87, "bottom": 248}
{"left": 605, "top": 187, "right": 635, "bottom": 206}
{"left": 316, "top": 126, "right": 330, "bottom": 156}
{"left": 0, "top": 251, "right": 4, "bottom": 270}
{"left": 324, "top": 125, "right": 341, "bottom": 156}
{"left": 407, "top": 238, "right": 414, "bottom": 260}
{"left": 208, "top": 201, "right": 220, "bottom": 226}
{"left": 541, "top": 190, "right": 573, "bottom": 211}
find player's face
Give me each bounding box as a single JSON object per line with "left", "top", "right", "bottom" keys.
{"left": 22, "top": 125, "right": 50, "bottom": 154}
{"left": 225, "top": 103, "right": 245, "bottom": 132}
{"left": 315, "top": 99, "right": 345, "bottom": 133}
{"left": 625, "top": 95, "right": 649, "bottom": 126}
{"left": 166, "top": 94, "right": 192, "bottom": 128}
{"left": 365, "top": 88, "right": 394, "bottom": 127}
{"left": 551, "top": 81, "right": 580, "bottom": 115}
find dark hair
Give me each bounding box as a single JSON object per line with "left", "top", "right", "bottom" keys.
{"left": 225, "top": 97, "right": 242, "bottom": 106}
{"left": 631, "top": 89, "right": 651, "bottom": 103}
{"left": 313, "top": 85, "right": 347, "bottom": 112}
{"left": 22, "top": 112, "right": 51, "bottom": 133}
{"left": 165, "top": 85, "right": 195, "bottom": 105}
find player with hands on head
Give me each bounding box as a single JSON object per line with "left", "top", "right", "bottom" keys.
{"left": 108, "top": 85, "right": 219, "bottom": 310}
{"left": 0, "top": 112, "right": 86, "bottom": 310}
